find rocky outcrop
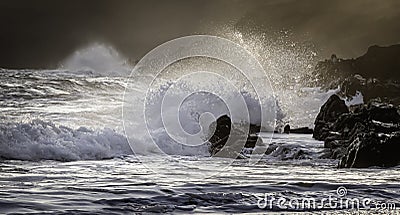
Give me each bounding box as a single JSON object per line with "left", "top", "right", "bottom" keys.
{"left": 314, "top": 95, "right": 400, "bottom": 168}
{"left": 206, "top": 115, "right": 262, "bottom": 158}
{"left": 282, "top": 124, "right": 313, "bottom": 134}
{"left": 312, "top": 44, "right": 400, "bottom": 105}
{"left": 339, "top": 131, "right": 400, "bottom": 168}
{"left": 313, "top": 94, "right": 349, "bottom": 140}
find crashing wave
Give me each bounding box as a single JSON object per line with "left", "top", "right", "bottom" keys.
{"left": 0, "top": 120, "right": 132, "bottom": 161}
{"left": 60, "top": 43, "right": 132, "bottom": 77}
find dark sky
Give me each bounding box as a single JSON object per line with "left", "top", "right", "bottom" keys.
{"left": 1, "top": 0, "right": 399, "bottom": 69}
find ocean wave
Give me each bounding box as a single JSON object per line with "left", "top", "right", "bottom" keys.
{"left": 0, "top": 120, "right": 132, "bottom": 161}
{"left": 60, "top": 43, "right": 132, "bottom": 77}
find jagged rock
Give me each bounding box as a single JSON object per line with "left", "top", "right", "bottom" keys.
{"left": 311, "top": 44, "right": 400, "bottom": 105}
{"left": 313, "top": 96, "right": 400, "bottom": 168}
{"left": 313, "top": 94, "right": 349, "bottom": 140}
{"left": 206, "top": 115, "right": 262, "bottom": 158}
{"left": 339, "top": 132, "right": 400, "bottom": 168}
{"left": 339, "top": 75, "right": 400, "bottom": 105}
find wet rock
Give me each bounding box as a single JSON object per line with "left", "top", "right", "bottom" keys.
{"left": 245, "top": 134, "right": 262, "bottom": 148}
{"left": 313, "top": 96, "right": 400, "bottom": 168}
{"left": 339, "top": 132, "right": 400, "bottom": 168}
{"left": 265, "top": 142, "right": 312, "bottom": 160}
{"left": 206, "top": 115, "right": 262, "bottom": 158}
{"left": 207, "top": 115, "right": 232, "bottom": 156}
{"left": 311, "top": 44, "right": 400, "bottom": 105}
{"left": 313, "top": 94, "right": 349, "bottom": 140}
{"left": 283, "top": 124, "right": 290, "bottom": 134}
{"left": 289, "top": 127, "right": 313, "bottom": 134}
{"left": 282, "top": 124, "right": 313, "bottom": 134}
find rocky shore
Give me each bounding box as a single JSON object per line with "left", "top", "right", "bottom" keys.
{"left": 205, "top": 44, "right": 400, "bottom": 169}
{"left": 314, "top": 94, "right": 400, "bottom": 168}
{"left": 311, "top": 44, "right": 400, "bottom": 105}
{"left": 206, "top": 96, "right": 400, "bottom": 169}
{"left": 311, "top": 44, "right": 400, "bottom": 168}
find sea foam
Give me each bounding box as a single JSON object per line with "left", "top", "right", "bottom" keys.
{"left": 0, "top": 120, "right": 132, "bottom": 161}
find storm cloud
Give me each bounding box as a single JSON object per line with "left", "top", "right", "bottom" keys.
{"left": 0, "top": 0, "right": 399, "bottom": 68}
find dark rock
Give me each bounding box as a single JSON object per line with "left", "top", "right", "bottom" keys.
{"left": 313, "top": 96, "right": 400, "bottom": 168}
{"left": 311, "top": 44, "right": 400, "bottom": 105}
{"left": 265, "top": 143, "right": 279, "bottom": 155}
{"left": 265, "top": 142, "right": 312, "bottom": 160}
{"left": 208, "top": 115, "right": 231, "bottom": 146}
{"left": 289, "top": 127, "right": 313, "bottom": 134}
{"left": 245, "top": 134, "right": 261, "bottom": 148}
{"left": 339, "top": 132, "right": 400, "bottom": 168}
{"left": 283, "top": 124, "right": 290, "bottom": 134}
{"left": 206, "top": 115, "right": 263, "bottom": 158}
{"left": 207, "top": 115, "right": 232, "bottom": 157}
{"left": 313, "top": 94, "right": 349, "bottom": 140}
{"left": 282, "top": 124, "right": 314, "bottom": 134}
